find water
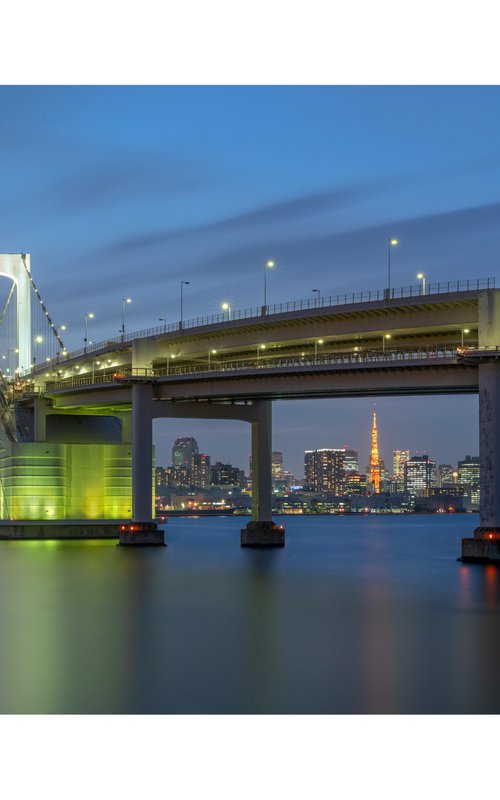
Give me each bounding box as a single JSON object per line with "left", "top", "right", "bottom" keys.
{"left": 0, "top": 514, "right": 499, "bottom": 714}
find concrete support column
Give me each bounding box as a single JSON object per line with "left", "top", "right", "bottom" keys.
{"left": 478, "top": 362, "right": 500, "bottom": 528}
{"left": 33, "top": 397, "right": 47, "bottom": 442}
{"left": 462, "top": 359, "right": 500, "bottom": 562}
{"left": 251, "top": 400, "right": 273, "bottom": 522}
{"left": 132, "top": 383, "right": 154, "bottom": 522}
{"left": 241, "top": 400, "right": 284, "bottom": 547}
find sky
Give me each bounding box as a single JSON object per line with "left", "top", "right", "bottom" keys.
{"left": 1, "top": 85, "right": 497, "bottom": 475}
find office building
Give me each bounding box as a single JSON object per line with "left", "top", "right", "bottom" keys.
{"left": 304, "top": 449, "right": 346, "bottom": 494}
{"left": 405, "top": 454, "right": 437, "bottom": 496}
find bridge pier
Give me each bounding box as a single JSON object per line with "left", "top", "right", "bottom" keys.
{"left": 462, "top": 360, "right": 500, "bottom": 562}
{"left": 121, "top": 382, "right": 163, "bottom": 546}
{"left": 241, "top": 399, "right": 284, "bottom": 547}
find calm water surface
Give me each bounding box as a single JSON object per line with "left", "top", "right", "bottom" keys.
{"left": 0, "top": 514, "right": 499, "bottom": 714}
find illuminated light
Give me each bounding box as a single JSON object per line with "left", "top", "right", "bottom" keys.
{"left": 464, "top": 329, "right": 470, "bottom": 334}
{"left": 88, "top": 312, "right": 95, "bottom": 319}
{"left": 125, "top": 298, "right": 132, "bottom": 304}
{"left": 221, "top": 302, "right": 230, "bottom": 310}
{"left": 390, "top": 239, "right": 398, "bottom": 246}
{"left": 354, "top": 346, "right": 359, "bottom": 352}
{"left": 318, "top": 339, "right": 324, "bottom": 345}
{"left": 260, "top": 344, "right": 266, "bottom": 350}
{"left": 35, "top": 336, "right": 43, "bottom": 343}
{"left": 489, "top": 534, "right": 494, "bottom": 539}
{"left": 46, "top": 358, "right": 51, "bottom": 362}
{"left": 266, "top": 260, "right": 275, "bottom": 268}
{"left": 385, "top": 334, "right": 391, "bottom": 339}
{"left": 61, "top": 325, "right": 67, "bottom": 331}
{"left": 212, "top": 349, "right": 217, "bottom": 354}
{"left": 301, "top": 352, "right": 305, "bottom": 356}
{"left": 417, "top": 272, "right": 424, "bottom": 280}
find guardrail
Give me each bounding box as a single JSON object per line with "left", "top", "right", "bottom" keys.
{"left": 47, "top": 277, "right": 495, "bottom": 366}
{"left": 43, "top": 344, "right": 464, "bottom": 392}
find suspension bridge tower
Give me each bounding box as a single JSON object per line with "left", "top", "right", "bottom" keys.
{"left": 0, "top": 253, "right": 32, "bottom": 371}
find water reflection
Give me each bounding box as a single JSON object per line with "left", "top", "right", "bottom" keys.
{"left": 0, "top": 516, "right": 499, "bottom": 713}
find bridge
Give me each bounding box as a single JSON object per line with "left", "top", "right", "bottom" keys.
{"left": 0, "top": 253, "right": 499, "bottom": 558}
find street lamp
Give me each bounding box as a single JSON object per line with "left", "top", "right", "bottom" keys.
{"left": 121, "top": 297, "right": 131, "bottom": 342}
{"left": 314, "top": 338, "right": 324, "bottom": 362}
{"left": 387, "top": 238, "right": 398, "bottom": 297}
{"left": 159, "top": 318, "right": 167, "bottom": 333}
{"left": 221, "top": 302, "right": 231, "bottom": 320}
{"left": 461, "top": 328, "right": 470, "bottom": 347}
{"left": 417, "top": 272, "right": 426, "bottom": 295}
{"left": 33, "top": 335, "right": 43, "bottom": 368}
{"left": 84, "top": 313, "right": 94, "bottom": 354}
{"left": 312, "top": 288, "right": 321, "bottom": 307}
{"left": 263, "top": 259, "right": 275, "bottom": 314}
{"left": 382, "top": 333, "right": 391, "bottom": 352}
{"left": 180, "top": 281, "right": 190, "bottom": 329}
{"left": 257, "top": 344, "right": 266, "bottom": 363}
{"left": 208, "top": 349, "right": 217, "bottom": 367}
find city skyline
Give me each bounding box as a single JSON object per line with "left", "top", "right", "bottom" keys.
{"left": 154, "top": 399, "right": 478, "bottom": 479}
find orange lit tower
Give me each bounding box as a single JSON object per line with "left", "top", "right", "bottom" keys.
{"left": 369, "top": 406, "right": 381, "bottom": 493}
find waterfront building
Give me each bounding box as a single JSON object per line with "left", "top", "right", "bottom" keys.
{"left": 457, "top": 455, "right": 480, "bottom": 511}
{"left": 404, "top": 454, "right": 437, "bottom": 496}
{"left": 393, "top": 450, "right": 410, "bottom": 490}
{"left": 304, "top": 448, "right": 346, "bottom": 494}
{"left": 210, "top": 461, "right": 244, "bottom": 487}
{"left": 192, "top": 452, "right": 211, "bottom": 488}
{"left": 172, "top": 435, "right": 199, "bottom": 480}
{"left": 438, "top": 464, "right": 456, "bottom": 488}
{"left": 343, "top": 449, "right": 359, "bottom": 474}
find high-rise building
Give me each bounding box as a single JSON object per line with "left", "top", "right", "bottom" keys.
{"left": 457, "top": 455, "right": 480, "bottom": 510}
{"left": 368, "top": 407, "right": 382, "bottom": 493}
{"left": 272, "top": 451, "right": 284, "bottom": 481}
{"left": 172, "top": 436, "right": 199, "bottom": 471}
{"left": 210, "top": 461, "right": 243, "bottom": 486}
{"left": 155, "top": 466, "right": 168, "bottom": 486}
{"left": 393, "top": 450, "right": 410, "bottom": 490}
{"left": 304, "top": 449, "right": 346, "bottom": 494}
{"left": 192, "top": 453, "right": 211, "bottom": 488}
{"left": 405, "top": 454, "right": 437, "bottom": 496}
{"left": 438, "top": 464, "right": 456, "bottom": 488}
{"left": 343, "top": 449, "right": 359, "bottom": 474}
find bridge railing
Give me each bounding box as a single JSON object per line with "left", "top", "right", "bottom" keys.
{"left": 52, "top": 277, "right": 495, "bottom": 366}
{"left": 43, "top": 345, "right": 463, "bottom": 392}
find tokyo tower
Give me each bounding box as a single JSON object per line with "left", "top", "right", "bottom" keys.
{"left": 369, "top": 406, "right": 381, "bottom": 493}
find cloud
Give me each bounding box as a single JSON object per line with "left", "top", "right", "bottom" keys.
{"left": 102, "top": 183, "right": 377, "bottom": 255}
{"left": 48, "top": 155, "right": 211, "bottom": 213}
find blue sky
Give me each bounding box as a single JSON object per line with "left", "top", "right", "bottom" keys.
{"left": 1, "top": 85, "right": 497, "bottom": 474}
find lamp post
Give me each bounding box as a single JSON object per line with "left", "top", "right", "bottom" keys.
{"left": 208, "top": 349, "right": 217, "bottom": 367}
{"left": 121, "top": 297, "right": 131, "bottom": 342}
{"left": 180, "top": 281, "right": 190, "bottom": 329}
{"left": 33, "top": 335, "right": 43, "bottom": 369}
{"left": 417, "top": 272, "right": 426, "bottom": 295}
{"left": 314, "top": 338, "right": 324, "bottom": 363}
{"left": 263, "top": 259, "right": 275, "bottom": 314}
{"left": 159, "top": 318, "right": 167, "bottom": 333}
{"left": 312, "top": 288, "right": 321, "bottom": 307}
{"left": 383, "top": 333, "right": 391, "bottom": 352}
{"left": 461, "top": 328, "right": 470, "bottom": 347}
{"left": 257, "top": 344, "right": 266, "bottom": 364}
{"left": 84, "top": 313, "right": 94, "bottom": 354}
{"left": 386, "top": 238, "right": 398, "bottom": 298}
{"left": 221, "top": 302, "right": 231, "bottom": 320}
